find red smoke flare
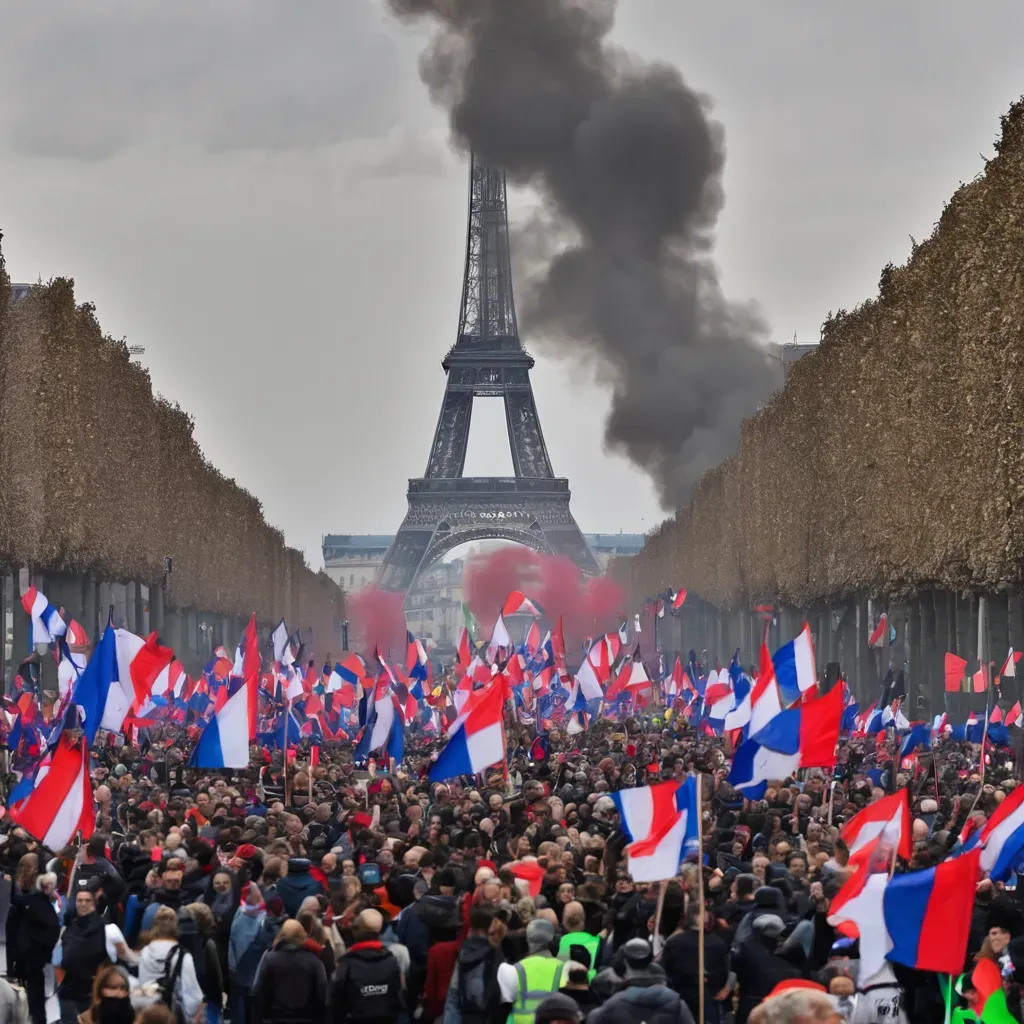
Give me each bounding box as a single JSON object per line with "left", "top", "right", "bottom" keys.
{"left": 348, "top": 585, "right": 406, "bottom": 661}
{"left": 463, "top": 545, "right": 623, "bottom": 659}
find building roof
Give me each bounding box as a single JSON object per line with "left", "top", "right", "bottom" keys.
{"left": 323, "top": 534, "right": 394, "bottom": 550}
{"left": 583, "top": 532, "right": 645, "bottom": 553}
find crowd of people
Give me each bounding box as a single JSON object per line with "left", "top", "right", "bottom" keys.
{"left": 0, "top": 713, "right": 1020, "bottom": 1024}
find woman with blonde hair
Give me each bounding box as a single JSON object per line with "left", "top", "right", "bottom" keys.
{"left": 251, "top": 920, "right": 327, "bottom": 1024}
{"left": 133, "top": 907, "right": 204, "bottom": 1022}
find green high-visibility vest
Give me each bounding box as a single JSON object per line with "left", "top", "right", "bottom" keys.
{"left": 557, "top": 931, "right": 601, "bottom": 980}
{"left": 509, "top": 954, "right": 565, "bottom": 1024}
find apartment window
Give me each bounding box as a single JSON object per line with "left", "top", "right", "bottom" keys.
{"left": 349, "top": 574, "right": 354, "bottom": 586}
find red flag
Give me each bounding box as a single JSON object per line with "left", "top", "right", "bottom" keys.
{"left": 944, "top": 652, "right": 968, "bottom": 693}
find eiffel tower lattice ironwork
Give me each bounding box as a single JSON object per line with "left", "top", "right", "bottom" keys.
{"left": 378, "top": 154, "right": 600, "bottom": 592}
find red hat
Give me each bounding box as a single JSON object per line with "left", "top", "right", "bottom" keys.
{"left": 767, "top": 979, "right": 827, "bottom": 999}
{"left": 350, "top": 811, "right": 373, "bottom": 830}
{"left": 236, "top": 844, "right": 258, "bottom": 861}
{"left": 138, "top": 801, "right": 156, "bottom": 812}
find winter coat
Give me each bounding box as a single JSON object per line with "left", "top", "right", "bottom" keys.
{"left": 661, "top": 929, "right": 730, "bottom": 1018}
{"left": 229, "top": 910, "right": 274, "bottom": 989}
{"left": 441, "top": 935, "right": 504, "bottom": 1024}
{"left": 5, "top": 889, "right": 59, "bottom": 978}
{"left": 58, "top": 912, "right": 109, "bottom": 1007}
{"left": 135, "top": 938, "right": 204, "bottom": 1020}
{"left": 329, "top": 941, "right": 403, "bottom": 1024}
{"left": 588, "top": 980, "right": 695, "bottom": 1024}
{"left": 396, "top": 893, "right": 460, "bottom": 977}
{"left": 731, "top": 934, "right": 801, "bottom": 1024}
{"left": 276, "top": 859, "right": 325, "bottom": 917}
{"left": 252, "top": 941, "right": 327, "bottom": 1024}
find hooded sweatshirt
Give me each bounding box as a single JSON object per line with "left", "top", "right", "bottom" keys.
{"left": 276, "top": 859, "right": 324, "bottom": 917}
{"left": 442, "top": 934, "right": 503, "bottom": 1024}
{"left": 229, "top": 888, "right": 272, "bottom": 988}
{"left": 135, "top": 938, "right": 204, "bottom": 1020}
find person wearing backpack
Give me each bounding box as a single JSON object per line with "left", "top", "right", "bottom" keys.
{"left": 182, "top": 905, "right": 224, "bottom": 1024}
{"left": 442, "top": 908, "right": 505, "bottom": 1024}
{"left": 251, "top": 920, "right": 327, "bottom": 1024}
{"left": 134, "top": 906, "right": 204, "bottom": 1024}
{"left": 329, "top": 909, "right": 403, "bottom": 1024}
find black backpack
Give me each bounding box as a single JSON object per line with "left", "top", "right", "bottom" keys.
{"left": 457, "top": 956, "right": 492, "bottom": 1024}
{"left": 157, "top": 944, "right": 187, "bottom": 1024}
{"left": 174, "top": 909, "right": 207, "bottom": 983}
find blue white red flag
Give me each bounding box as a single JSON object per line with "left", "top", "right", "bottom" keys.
{"left": 8, "top": 733, "right": 94, "bottom": 849}
{"left": 839, "top": 789, "right": 912, "bottom": 860}
{"left": 21, "top": 586, "right": 67, "bottom": 646}
{"left": 189, "top": 677, "right": 253, "bottom": 768}
{"left": 429, "top": 679, "right": 505, "bottom": 782}
{"left": 828, "top": 846, "right": 980, "bottom": 980}
{"left": 729, "top": 684, "right": 843, "bottom": 797}
{"left": 611, "top": 778, "right": 699, "bottom": 882}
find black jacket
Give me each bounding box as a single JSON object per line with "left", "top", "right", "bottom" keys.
{"left": 329, "top": 941, "right": 402, "bottom": 1024}
{"left": 588, "top": 978, "right": 695, "bottom": 1024}
{"left": 58, "top": 911, "right": 109, "bottom": 1006}
{"left": 396, "top": 893, "right": 460, "bottom": 973}
{"left": 5, "top": 889, "right": 59, "bottom": 978}
{"left": 253, "top": 941, "right": 328, "bottom": 1024}
{"left": 661, "top": 929, "right": 730, "bottom": 1017}
{"left": 731, "top": 934, "right": 801, "bottom": 1023}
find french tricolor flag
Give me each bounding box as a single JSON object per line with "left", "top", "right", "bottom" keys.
{"left": 21, "top": 586, "right": 67, "bottom": 646}
{"left": 1001, "top": 648, "right": 1023, "bottom": 678}
{"left": 772, "top": 624, "right": 817, "bottom": 705}
{"left": 189, "top": 677, "right": 253, "bottom": 768}
{"left": 840, "top": 789, "right": 912, "bottom": 860}
{"left": 828, "top": 845, "right": 980, "bottom": 981}
{"left": 729, "top": 684, "right": 844, "bottom": 797}
{"left": 974, "top": 784, "right": 1024, "bottom": 881}
{"left": 868, "top": 613, "right": 889, "bottom": 649}
{"left": 611, "top": 778, "right": 699, "bottom": 882}
{"left": 486, "top": 614, "right": 512, "bottom": 664}
{"left": 576, "top": 637, "right": 611, "bottom": 701}
{"left": 9, "top": 733, "right": 95, "bottom": 849}
{"left": 429, "top": 679, "right": 505, "bottom": 783}
{"left": 502, "top": 590, "right": 544, "bottom": 618}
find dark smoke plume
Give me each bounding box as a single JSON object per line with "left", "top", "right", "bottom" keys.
{"left": 387, "top": 0, "right": 782, "bottom": 508}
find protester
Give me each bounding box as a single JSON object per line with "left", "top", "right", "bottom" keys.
{"left": 251, "top": 919, "right": 328, "bottom": 1024}
{"left": 7, "top": 614, "right": 1024, "bottom": 1024}
{"left": 133, "top": 907, "right": 204, "bottom": 1022}
{"left": 56, "top": 890, "right": 110, "bottom": 1024}
{"left": 5, "top": 855, "right": 59, "bottom": 1024}
{"left": 78, "top": 966, "right": 134, "bottom": 1024}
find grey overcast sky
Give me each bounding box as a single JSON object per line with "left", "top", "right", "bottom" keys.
{"left": 2, "top": 1, "right": 1022, "bottom": 569}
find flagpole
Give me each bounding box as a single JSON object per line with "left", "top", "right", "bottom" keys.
{"left": 652, "top": 879, "right": 666, "bottom": 955}
{"left": 697, "top": 772, "right": 705, "bottom": 1024}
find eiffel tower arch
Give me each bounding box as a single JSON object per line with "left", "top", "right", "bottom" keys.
{"left": 378, "top": 155, "right": 600, "bottom": 592}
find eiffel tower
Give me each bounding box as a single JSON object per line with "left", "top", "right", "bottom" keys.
{"left": 378, "top": 154, "right": 600, "bottom": 592}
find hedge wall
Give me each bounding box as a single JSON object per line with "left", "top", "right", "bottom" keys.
{"left": 628, "top": 98, "right": 1024, "bottom": 610}
{"left": 0, "top": 243, "right": 344, "bottom": 636}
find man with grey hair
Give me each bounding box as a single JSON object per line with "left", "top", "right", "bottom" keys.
{"left": 496, "top": 918, "right": 564, "bottom": 1023}
{"left": 751, "top": 986, "right": 842, "bottom": 1024}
